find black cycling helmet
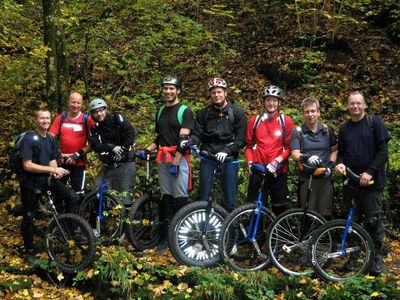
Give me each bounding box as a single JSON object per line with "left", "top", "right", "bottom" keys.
{"left": 263, "top": 85, "right": 283, "bottom": 100}
{"left": 161, "top": 76, "right": 182, "bottom": 89}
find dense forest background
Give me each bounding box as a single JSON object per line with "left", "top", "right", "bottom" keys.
{"left": 1, "top": 0, "right": 399, "bottom": 223}
{"left": 0, "top": 0, "right": 399, "bottom": 298}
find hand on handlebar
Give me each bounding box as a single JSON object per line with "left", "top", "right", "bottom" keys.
{"left": 215, "top": 152, "right": 228, "bottom": 163}
{"left": 360, "top": 172, "right": 373, "bottom": 186}
{"left": 306, "top": 155, "right": 321, "bottom": 167}
{"left": 334, "top": 163, "right": 346, "bottom": 175}
{"left": 266, "top": 160, "right": 280, "bottom": 173}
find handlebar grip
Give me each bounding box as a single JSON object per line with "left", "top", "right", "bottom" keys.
{"left": 344, "top": 167, "right": 374, "bottom": 185}
{"left": 312, "top": 167, "right": 326, "bottom": 176}
{"left": 135, "top": 151, "right": 157, "bottom": 161}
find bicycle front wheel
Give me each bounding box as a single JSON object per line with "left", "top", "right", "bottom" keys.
{"left": 126, "top": 194, "right": 161, "bottom": 250}
{"left": 168, "top": 201, "right": 228, "bottom": 267}
{"left": 219, "top": 204, "right": 275, "bottom": 272}
{"left": 267, "top": 208, "right": 327, "bottom": 276}
{"left": 46, "top": 213, "right": 96, "bottom": 273}
{"left": 79, "top": 192, "right": 126, "bottom": 245}
{"left": 309, "top": 220, "right": 374, "bottom": 282}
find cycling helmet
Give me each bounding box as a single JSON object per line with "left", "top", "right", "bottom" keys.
{"left": 207, "top": 77, "right": 228, "bottom": 90}
{"left": 263, "top": 85, "right": 283, "bottom": 99}
{"left": 161, "top": 76, "right": 182, "bottom": 89}
{"left": 89, "top": 98, "right": 107, "bottom": 112}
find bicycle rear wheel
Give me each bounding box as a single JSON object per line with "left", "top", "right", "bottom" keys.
{"left": 46, "top": 213, "right": 96, "bottom": 273}
{"left": 267, "top": 208, "right": 327, "bottom": 276}
{"left": 168, "top": 201, "right": 227, "bottom": 267}
{"left": 219, "top": 204, "right": 275, "bottom": 272}
{"left": 309, "top": 220, "right": 374, "bottom": 282}
{"left": 79, "top": 192, "right": 125, "bottom": 245}
{"left": 126, "top": 194, "right": 161, "bottom": 250}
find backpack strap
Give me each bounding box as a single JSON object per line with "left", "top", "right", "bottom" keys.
{"left": 251, "top": 114, "right": 263, "bottom": 147}
{"left": 82, "top": 113, "right": 89, "bottom": 138}
{"left": 157, "top": 104, "right": 188, "bottom": 126}
{"left": 278, "top": 114, "right": 286, "bottom": 147}
{"left": 177, "top": 104, "right": 187, "bottom": 126}
{"left": 59, "top": 112, "right": 68, "bottom": 135}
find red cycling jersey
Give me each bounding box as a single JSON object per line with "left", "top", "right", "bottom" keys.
{"left": 245, "top": 111, "right": 294, "bottom": 173}
{"left": 49, "top": 112, "right": 95, "bottom": 166}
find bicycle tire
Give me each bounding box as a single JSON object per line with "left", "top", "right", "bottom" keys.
{"left": 168, "top": 201, "right": 228, "bottom": 267}
{"left": 219, "top": 203, "right": 275, "bottom": 272}
{"left": 126, "top": 194, "right": 161, "bottom": 250}
{"left": 309, "top": 219, "right": 374, "bottom": 282}
{"left": 267, "top": 208, "right": 327, "bottom": 276}
{"left": 46, "top": 213, "right": 96, "bottom": 273}
{"left": 79, "top": 192, "right": 126, "bottom": 245}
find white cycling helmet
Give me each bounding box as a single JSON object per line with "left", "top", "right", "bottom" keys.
{"left": 263, "top": 85, "right": 283, "bottom": 99}
{"left": 207, "top": 77, "right": 227, "bottom": 90}
{"left": 89, "top": 98, "right": 107, "bottom": 112}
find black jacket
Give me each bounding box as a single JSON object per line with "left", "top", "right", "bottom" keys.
{"left": 191, "top": 102, "right": 247, "bottom": 157}
{"left": 89, "top": 113, "right": 136, "bottom": 164}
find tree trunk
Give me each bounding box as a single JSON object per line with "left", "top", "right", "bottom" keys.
{"left": 42, "top": 0, "right": 58, "bottom": 112}
{"left": 43, "top": 0, "right": 70, "bottom": 112}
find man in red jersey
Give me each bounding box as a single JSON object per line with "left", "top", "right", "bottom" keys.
{"left": 49, "top": 92, "right": 94, "bottom": 203}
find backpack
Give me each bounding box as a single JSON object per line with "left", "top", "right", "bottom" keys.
{"left": 157, "top": 104, "right": 188, "bottom": 126}
{"left": 7, "top": 130, "right": 39, "bottom": 174}
{"left": 60, "top": 112, "right": 89, "bottom": 137}
{"left": 252, "top": 113, "right": 286, "bottom": 148}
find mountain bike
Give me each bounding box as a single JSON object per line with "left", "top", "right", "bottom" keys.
{"left": 266, "top": 164, "right": 328, "bottom": 276}
{"left": 79, "top": 164, "right": 126, "bottom": 245}
{"left": 219, "top": 163, "right": 276, "bottom": 272}
{"left": 43, "top": 177, "right": 96, "bottom": 273}
{"left": 168, "top": 149, "right": 236, "bottom": 267}
{"left": 126, "top": 151, "right": 162, "bottom": 250}
{"left": 308, "top": 167, "right": 374, "bottom": 282}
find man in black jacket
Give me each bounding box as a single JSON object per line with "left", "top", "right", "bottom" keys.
{"left": 335, "top": 91, "right": 390, "bottom": 276}
{"left": 184, "top": 77, "right": 247, "bottom": 212}
{"left": 89, "top": 98, "right": 137, "bottom": 206}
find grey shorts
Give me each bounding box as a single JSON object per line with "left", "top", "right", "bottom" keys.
{"left": 158, "top": 155, "right": 189, "bottom": 198}
{"left": 95, "top": 161, "right": 136, "bottom": 193}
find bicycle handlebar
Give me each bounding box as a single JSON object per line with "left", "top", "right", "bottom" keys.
{"left": 134, "top": 150, "right": 157, "bottom": 161}
{"left": 190, "top": 146, "right": 237, "bottom": 163}
{"left": 344, "top": 167, "right": 374, "bottom": 185}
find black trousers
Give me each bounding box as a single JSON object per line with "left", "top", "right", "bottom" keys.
{"left": 20, "top": 180, "right": 77, "bottom": 252}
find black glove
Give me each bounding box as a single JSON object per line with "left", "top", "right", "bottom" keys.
{"left": 179, "top": 137, "right": 194, "bottom": 151}
{"left": 70, "top": 149, "right": 85, "bottom": 161}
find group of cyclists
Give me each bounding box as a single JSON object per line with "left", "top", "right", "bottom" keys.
{"left": 16, "top": 76, "right": 390, "bottom": 277}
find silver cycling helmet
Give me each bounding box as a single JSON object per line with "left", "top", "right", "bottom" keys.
{"left": 161, "top": 76, "right": 182, "bottom": 89}
{"left": 89, "top": 98, "right": 107, "bottom": 112}
{"left": 207, "top": 77, "right": 228, "bottom": 90}
{"left": 263, "top": 85, "right": 283, "bottom": 99}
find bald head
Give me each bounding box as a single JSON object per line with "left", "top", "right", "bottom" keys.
{"left": 68, "top": 92, "right": 83, "bottom": 116}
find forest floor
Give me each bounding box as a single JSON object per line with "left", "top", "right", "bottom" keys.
{"left": 1, "top": 193, "right": 400, "bottom": 299}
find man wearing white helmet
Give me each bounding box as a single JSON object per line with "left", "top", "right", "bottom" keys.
{"left": 88, "top": 98, "right": 137, "bottom": 206}
{"left": 184, "top": 77, "right": 247, "bottom": 212}
{"left": 245, "top": 85, "right": 294, "bottom": 217}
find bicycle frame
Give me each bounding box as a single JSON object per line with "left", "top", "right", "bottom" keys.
{"left": 95, "top": 170, "right": 109, "bottom": 237}
{"left": 195, "top": 150, "right": 239, "bottom": 254}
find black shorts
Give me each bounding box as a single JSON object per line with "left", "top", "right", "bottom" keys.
{"left": 247, "top": 172, "right": 289, "bottom": 206}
